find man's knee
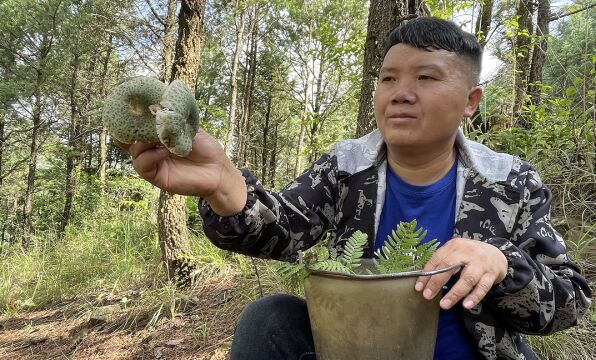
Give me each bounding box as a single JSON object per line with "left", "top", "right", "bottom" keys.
{"left": 237, "top": 293, "right": 308, "bottom": 331}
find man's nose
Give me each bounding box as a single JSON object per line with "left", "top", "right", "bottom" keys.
{"left": 390, "top": 81, "right": 416, "bottom": 104}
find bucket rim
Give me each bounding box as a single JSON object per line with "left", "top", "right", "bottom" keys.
{"left": 305, "top": 262, "right": 463, "bottom": 280}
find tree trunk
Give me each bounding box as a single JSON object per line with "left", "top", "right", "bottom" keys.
{"left": 0, "top": 114, "right": 4, "bottom": 187}
{"left": 356, "top": 0, "right": 424, "bottom": 137}
{"left": 294, "top": 28, "right": 312, "bottom": 178}
{"left": 0, "top": 99, "right": 7, "bottom": 187}
{"left": 512, "top": 0, "right": 534, "bottom": 128}
{"left": 81, "top": 53, "right": 97, "bottom": 175}
{"left": 224, "top": 2, "right": 247, "bottom": 156}
{"left": 59, "top": 51, "right": 81, "bottom": 240}
{"left": 168, "top": 0, "right": 205, "bottom": 85}
{"left": 261, "top": 95, "right": 272, "bottom": 184}
{"left": 470, "top": 0, "right": 494, "bottom": 133}
{"left": 269, "top": 117, "right": 278, "bottom": 188}
{"left": 527, "top": 0, "right": 550, "bottom": 107}
{"left": 235, "top": 9, "right": 258, "bottom": 168}
{"left": 233, "top": 48, "right": 250, "bottom": 165}
{"left": 22, "top": 34, "right": 52, "bottom": 248}
{"left": 309, "top": 52, "right": 326, "bottom": 162}
{"left": 0, "top": 49, "right": 15, "bottom": 188}
{"left": 161, "top": 0, "right": 178, "bottom": 82}
{"left": 22, "top": 76, "right": 42, "bottom": 247}
{"left": 159, "top": 0, "right": 205, "bottom": 286}
{"left": 475, "top": 0, "right": 494, "bottom": 50}
{"left": 99, "top": 35, "right": 113, "bottom": 195}
{"left": 243, "top": 18, "right": 258, "bottom": 167}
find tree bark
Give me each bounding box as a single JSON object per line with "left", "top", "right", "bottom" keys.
{"left": 161, "top": 0, "right": 178, "bottom": 82}
{"left": 261, "top": 95, "right": 272, "bottom": 184}
{"left": 355, "top": 0, "right": 425, "bottom": 137}
{"left": 527, "top": 0, "right": 550, "bottom": 107}
{"left": 59, "top": 50, "right": 81, "bottom": 240}
{"left": 268, "top": 116, "right": 278, "bottom": 189}
{"left": 98, "top": 35, "right": 113, "bottom": 195}
{"left": 224, "top": 2, "right": 247, "bottom": 156}
{"left": 293, "top": 25, "right": 312, "bottom": 178}
{"left": 0, "top": 49, "right": 15, "bottom": 188}
{"left": 512, "top": 0, "right": 534, "bottom": 128}
{"left": 0, "top": 113, "right": 4, "bottom": 187}
{"left": 22, "top": 77, "right": 43, "bottom": 246}
{"left": 160, "top": 0, "right": 205, "bottom": 286}
{"left": 309, "top": 52, "right": 326, "bottom": 163}
{"left": 22, "top": 33, "right": 53, "bottom": 248}
{"left": 168, "top": 0, "right": 205, "bottom": 85}
{"left": 475, "top": 0, "right": 494, "bottom": 50}
{"left": 235, "top": 9, "right": 258, "bottom": 168}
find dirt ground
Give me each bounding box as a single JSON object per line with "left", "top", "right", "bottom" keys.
{"left": 0, "top": 278, "right": 247, "bottom": 360}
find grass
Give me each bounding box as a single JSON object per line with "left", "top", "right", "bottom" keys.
{"left": 0, "top": 203, "right": 162, "bottom": 314}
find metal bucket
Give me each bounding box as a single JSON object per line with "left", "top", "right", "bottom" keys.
{"left": 304, "top": 261, "right": 461, "bottom": 360}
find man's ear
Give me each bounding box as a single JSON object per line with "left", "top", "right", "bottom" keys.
{"left": 463, "top": 86, "right": 483, "bottom": 118}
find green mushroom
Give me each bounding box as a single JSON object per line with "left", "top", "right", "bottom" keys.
{"left": 102, "top": 76, "right": 200, "bottom": 157}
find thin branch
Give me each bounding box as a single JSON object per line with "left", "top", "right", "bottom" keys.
{"left": 550, "top": 3, "right": 596, "bottom": 22}
{"left": 0, "top": 158, "right": 29, "bottom": 182}
{"left": 0, "top": 43, "right": 40, "bottom": 72}
{"left": 144, "top": 0, "right": 166, "bottom": 26}
{"left": 104, "top": 28, "right": 160, "bottom": 77}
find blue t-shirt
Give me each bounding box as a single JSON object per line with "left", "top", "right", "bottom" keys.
{"left": 374, "top": 158, "right": 480, "bottom": 359}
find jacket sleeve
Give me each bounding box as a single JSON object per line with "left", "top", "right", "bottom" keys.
{"left": 484, "top": 165, "right": 592, "bottom": 335}
{"left": 199, "top": 152, "right": 338, "bottom": 262}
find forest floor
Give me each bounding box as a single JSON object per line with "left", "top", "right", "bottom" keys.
{"left": 0, "top": 275, "right": 246, "bottom": 360}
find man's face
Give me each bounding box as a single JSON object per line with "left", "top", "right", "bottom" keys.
{"left": 374, "top": 44, "right": 482, "bottom": 153}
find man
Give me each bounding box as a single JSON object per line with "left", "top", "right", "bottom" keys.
{"left": 123, "top": 17, "right": 591, "bottom": 360}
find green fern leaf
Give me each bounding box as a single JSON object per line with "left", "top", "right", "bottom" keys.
{"left": 374, "top": 220, "right": 437, "bottom": 273}
{"left": 329, "top": 247, "right": 338, "bottom": 261}
{"left": 339, "top": 231, "right": 368, "bottom": 269}
{"left": 311, "top": 259, "right": 353, "bottom": 274}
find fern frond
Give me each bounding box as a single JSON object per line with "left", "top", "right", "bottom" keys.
{"left": 339, "top": 231, "right": 368, "bottom": 269}
{"left": 310, "top": 259, "right": 353, "bottom": 274}
{"left": 413, "top": 239, "right": 439, "bottom": 269}
{"left": 374, "top": 220, "right": 438, "bottom": 273}
{"left": 329, "top": 247, "right": 338, "bottom": 261}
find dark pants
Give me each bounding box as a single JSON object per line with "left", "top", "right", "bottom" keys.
{"left": 230, "top": 294, "right": 317, "bottom": 360}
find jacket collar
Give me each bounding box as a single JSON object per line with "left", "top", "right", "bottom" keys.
{"left": 363, "top": 129, "right": 514, "bottom": 183}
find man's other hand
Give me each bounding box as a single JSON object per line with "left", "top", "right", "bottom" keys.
{"left": 415, "top": 238, "right": 508, "bottom": 310}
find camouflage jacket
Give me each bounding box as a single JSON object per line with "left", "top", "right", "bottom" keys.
{"left": 200, "top": 129, "right": 592, "bottom": 360}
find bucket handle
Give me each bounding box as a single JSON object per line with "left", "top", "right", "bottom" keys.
{"left": 305, "top": 263, "right": 464, "bottom": 280}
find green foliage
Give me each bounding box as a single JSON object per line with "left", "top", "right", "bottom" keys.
{"left": 373, "top": 220, "right": 439, "bottom": 274}
{"left": 308, "top": 230, "right": 368, "bottom": 274}
{"left": 0, "top": 199, "right": 161, "bottom": 313}
{"left": 277, "top": 221, "right": 437, "bottom": 286}
{"left": 425, "top": 0, "right": 474, "bottom": 20}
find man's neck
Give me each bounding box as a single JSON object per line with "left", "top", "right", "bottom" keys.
{"left": 386, "top": 145, "right": 457, "bottom": 186}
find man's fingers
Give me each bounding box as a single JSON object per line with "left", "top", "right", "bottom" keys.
{"left": 421, "top": 266, "right": 461, "bottom": 301}
{"left": 111, "top": 138, "right": 131, "bottom": 152}
{"left": 415, "top": 253, "right": 445, "bottom": 291}
{"left": 462, "top": 274, "right": 496, "bottom": 309}
{"left": 439, "top": 269, "right": 481, "bottom": 309}
{"left": 131, "top": 146, "right": 170, "bottom": 177}
{"left": 129, "top": 141, "right": 162, "bottom": 160}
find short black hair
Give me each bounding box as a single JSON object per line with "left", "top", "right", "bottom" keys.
{"left": 384, "top": 17, "right": 482, "bottom": 85}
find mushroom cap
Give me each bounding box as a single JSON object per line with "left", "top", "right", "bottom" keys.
{"left": 102, "top": 76, "right": 166, "bottom": 144}
{"left": 155, "top": 80, "right": 200, "bottom": 156}
{"left": 102, "top": 77, "right": 200, "bottom": 156}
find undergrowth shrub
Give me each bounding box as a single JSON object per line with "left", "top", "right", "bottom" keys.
{"left": 0, "top": 175, "right": 163, "bottom": 313}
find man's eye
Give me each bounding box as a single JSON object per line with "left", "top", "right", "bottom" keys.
{"left": 381, "top": 76, "right": 395, "bottom": 82}
{"left": 418, "top": 75, "right": 435, "bottom": 80}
